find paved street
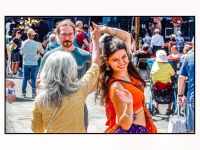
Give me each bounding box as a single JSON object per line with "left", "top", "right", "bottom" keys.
{"left": 6, "top": 70, "right": 171, "bottom": 133}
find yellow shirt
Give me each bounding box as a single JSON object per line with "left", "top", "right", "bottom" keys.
{"left": 151, "top": 62, "right": 174, "bottom": 84}
{"left": 31, "top": 63, "right": 99, "bottom": 133}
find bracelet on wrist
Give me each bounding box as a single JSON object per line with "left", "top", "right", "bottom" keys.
{"left": 124, "top": 111, "right": 134, "bottom": 118}
{"left": 114, "top": 29, "right": 119, "bottom": 36}
{"left": 178, "top": 95, "right": 183, "bottom": 97}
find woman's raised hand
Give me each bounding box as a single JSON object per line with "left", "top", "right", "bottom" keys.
{"left": 116, "top": 89, "right": 133, "bottom": 104}
{"left": 92, "top": 22, "right": 107, "bottom": 33}
{"left": 90, "top": 24, "right": 101, "bottom": 42}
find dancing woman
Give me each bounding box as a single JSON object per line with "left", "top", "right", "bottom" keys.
{"left": 95, "top": 23, "right": 157, "bottom": 133}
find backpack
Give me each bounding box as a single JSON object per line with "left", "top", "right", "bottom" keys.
{"left": 73, "top": 31, "right": 81, "bottom": 48}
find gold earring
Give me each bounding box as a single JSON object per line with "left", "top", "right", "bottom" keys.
{"left": 106, "top": 63, "right": 110, "bottom": 71}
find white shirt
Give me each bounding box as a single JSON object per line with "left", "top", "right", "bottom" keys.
{"left": 172, "top": 53, "right": 184, "bottom": 58}
{"left": 6, "top": 22, "right": 11, "bottom": 35}
{"left": 150, "top": 34, "right": 164, "bottom": 48}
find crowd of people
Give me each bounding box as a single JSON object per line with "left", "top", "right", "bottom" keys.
{"left": 5, "top": 17, "right": 194, "bottom": 133}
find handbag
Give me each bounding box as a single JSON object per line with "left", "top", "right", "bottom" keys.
{"left": 168, "top": 103, "right": 187, "bottom": 133}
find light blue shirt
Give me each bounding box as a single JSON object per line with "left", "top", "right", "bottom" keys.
{"left": 21, "top": 39, "right": 40, "bottom": 65}
{"left": 150, "top": 34, "right": 164, "bottom": 48}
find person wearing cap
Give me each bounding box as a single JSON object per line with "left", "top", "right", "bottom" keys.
{"left": 151, "top": 50, "right": 175, "bottom": 115}
{"left": 21, "top": 28, "right": 40, "bottom": 98}
{"left": 10, "top": 30, "right": 23, "bottom": 78}
{"left": 175, "top": 31, "right": 185, "bottom": 53}
{"left": 168, "top": 34, "right": 177, "bottom": 55}
{"left": 150, "top": 29, "right": 164, "bottom": 56}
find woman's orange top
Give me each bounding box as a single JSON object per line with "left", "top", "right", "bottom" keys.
{"left": 105, "top": 76, "right": 157, "bottom": 133}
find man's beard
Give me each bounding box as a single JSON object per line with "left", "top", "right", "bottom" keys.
{"left": 61, "top": 40, "right": 73, "bottom": 48}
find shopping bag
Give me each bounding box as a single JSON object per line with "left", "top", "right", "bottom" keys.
{"left": 168, "top": 104, "right": 187, "bottom": 133}
{"left": 6, "top": 65, "right": 12, "bottom": 77}
{"left": 42, "top": 40, "right": 48, "bottom": 48}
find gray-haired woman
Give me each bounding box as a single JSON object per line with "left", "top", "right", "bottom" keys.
{"left": 45, "top": 34, "right": 60, "bottom": 52}
{"left": 31, "top": 27, "right": 101, "bottom": 133}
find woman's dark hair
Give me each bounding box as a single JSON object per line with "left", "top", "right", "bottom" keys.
{"left": 95, "top": 36, "right": 146, "bottom": 105}
{"left": 11, "top": 27, "right": 21, "bottom": 38}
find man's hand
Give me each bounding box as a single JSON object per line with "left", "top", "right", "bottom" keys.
{"left": 177, "top": 96, "right": 185, "bottom": 106}
{"left": 7, "top": 60, "right": 11, "bottom": 66}
{"left": 14, "top": 45, "right": 17, "bottom": 50}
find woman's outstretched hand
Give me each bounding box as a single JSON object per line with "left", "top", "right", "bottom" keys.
{"left": 116, "top": 89, "right": 133, "bottom": 104}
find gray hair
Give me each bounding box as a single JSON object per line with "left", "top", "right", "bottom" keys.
{"left": 99, "top": 33, "right": 110, "bottom": 50}
{"left": 170, "top": 34, "right": 176, "bottom": 40}
{"left": 184, "top": 45, "right": 192, "bottom": 52}
{"left": 24, "top": 26, "right": 30, "bottom": 31}
{"left": 49, "top": 34, "right": 56, "bottom": 42}
{"left": 37, "top": 51, "right": 80, "bottom": 110}
{"left": 76, "top": 20, "right": 82, "bottom": 27}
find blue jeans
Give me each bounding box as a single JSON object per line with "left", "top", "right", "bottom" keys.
{"left": 22, "top": 65, "right": 38, "bottom": 94}
{"left": 186, "top": 102, "right": 194, "bottom": 132}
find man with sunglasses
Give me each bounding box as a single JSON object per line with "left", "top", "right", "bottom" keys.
{"left": 36, "top": 19, "right": 92, "bottom": 132}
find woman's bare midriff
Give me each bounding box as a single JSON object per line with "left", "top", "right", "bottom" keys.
{"left": 132, "top": 106, "right": 146, "bottom": 127}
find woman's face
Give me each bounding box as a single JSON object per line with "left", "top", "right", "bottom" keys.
{"left": 107, "top": 49, "right": 129, "bottom": 74}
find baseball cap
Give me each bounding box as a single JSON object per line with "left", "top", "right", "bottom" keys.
{"left": 16, "top": 31, "right": 21, "bottom": 34}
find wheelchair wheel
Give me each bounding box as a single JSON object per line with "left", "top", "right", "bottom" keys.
{"left": 171, "top": 104, "right": 176, "bottom": 114}
{"left": 152, "top": 106, "right": 159, "bottom": 116}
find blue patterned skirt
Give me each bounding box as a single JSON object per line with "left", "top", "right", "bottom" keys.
{"left": 114, "top": 124, "right": 148, "bottom": 133}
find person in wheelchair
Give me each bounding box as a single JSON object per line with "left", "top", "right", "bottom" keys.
{"left": 151, "top": 50, "right": 175, "bottom": 115}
